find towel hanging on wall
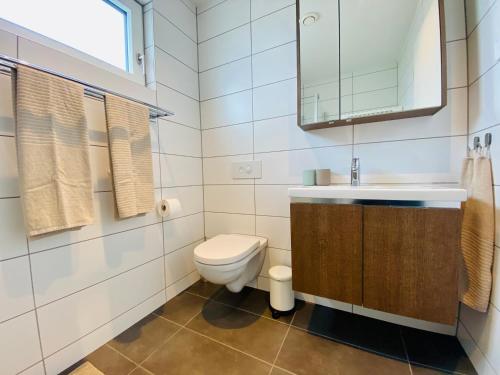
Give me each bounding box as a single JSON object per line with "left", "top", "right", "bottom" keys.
{"left": 14, "top": 65, "right": 94, "bottom": 236}
{"left": 105, "top": 94, "right": 154, "bottom": 218}
{"left": 459, "top": 151, "right": 495, "bottom": 312}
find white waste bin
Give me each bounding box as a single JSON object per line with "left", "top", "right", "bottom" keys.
{"left": 268, "top": 265, "right": 294, "bottom": 319}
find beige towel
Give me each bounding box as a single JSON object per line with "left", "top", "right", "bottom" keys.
{"left": 70, "top": 362, "right": 104, "bottom": 375}
{"left": 15, "top": 65, "right": 94, "bottom": 236}
{"left": 459, "top": 154, "right": 495, "bottom": 312}
{"left": 105, "top": 94, "right": 154, "bottom": 218}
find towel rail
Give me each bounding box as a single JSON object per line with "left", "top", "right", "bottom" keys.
{"left": 0, "top": 54, "right": 174, "bottom": 119}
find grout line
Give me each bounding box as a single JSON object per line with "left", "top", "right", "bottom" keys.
{"left": 250, "top": 0, "right": 257, "bottom": 237}
{"left": 196, "top": 0, "right": 229, "bottom": 15}
{"left": 153, "top": 9, "right": 197, "bottom": 44}
{"left": 268, "top": 310, "right": 295, "bottom": 374}
{"left": 466, "top": 0, "right": 498, "bottom": 37}
{"left": 154, "top": 44, "right": 198, "bottom": 73}
{"left": 198, "top": 21, "right": 251, "bottom": 44}
{"left": 468, "top": 56, "right": 500, "bottom": 88}
{"left": 399, "top": 326, "right": 413, "bottom": 374}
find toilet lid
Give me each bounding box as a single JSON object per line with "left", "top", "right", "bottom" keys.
{"left": 194, "top": 234, "right": 264, "bottom": 265}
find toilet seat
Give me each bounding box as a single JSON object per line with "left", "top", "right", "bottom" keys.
{"left": 194, "top": 234, "right": 267, "bottom": 266}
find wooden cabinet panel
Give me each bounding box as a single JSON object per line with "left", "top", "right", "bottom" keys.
{"left": 291, "top": 203, "right": 362, "bottom": 304}
{"left": 363, "top": 206, "right": 462, "bottom": 325}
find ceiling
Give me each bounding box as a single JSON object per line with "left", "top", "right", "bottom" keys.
{"left": 300, "top": 0, "right": 419, "bottom": 85}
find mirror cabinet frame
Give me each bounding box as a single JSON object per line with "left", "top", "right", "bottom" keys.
{"left": 296, "top": 0, "right": 447, "bottom": 131}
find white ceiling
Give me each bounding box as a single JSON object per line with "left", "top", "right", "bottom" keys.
{"left": 300, "top": 0, "right": 419, "bottom": 85}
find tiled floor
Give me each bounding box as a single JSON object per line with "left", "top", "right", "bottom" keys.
{"left": 63, "top": 281, "right": 477, "bottom": 375}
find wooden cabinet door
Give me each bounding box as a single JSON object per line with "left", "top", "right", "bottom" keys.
{"left": 363, "top": 206, "right": 461, "bottom": 325}
{"left": 291, "top": 203, "right": 362, "bottom": 304}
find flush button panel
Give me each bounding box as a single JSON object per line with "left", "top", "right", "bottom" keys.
{"left": 232, "top": 160, "right": 262, "bottom": 179}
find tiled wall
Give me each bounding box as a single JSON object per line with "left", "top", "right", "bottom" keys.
{"left": 456, "top": 1, "right": 500, "bottom": 374}
{"left": 0, "top": 0, "right": 203, "bottom": 374}
{"left": 197, "top": 0, "right": 468, "bottom": 329}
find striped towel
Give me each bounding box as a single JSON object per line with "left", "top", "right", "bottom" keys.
{"left": 15, "top": 65, "right": 94, "bottom": 236}
{"left": 459, "top": 154, "right": 495, "bottom": 312}
{"left": 105, "top": 94, "right": 154, "bottom": 218}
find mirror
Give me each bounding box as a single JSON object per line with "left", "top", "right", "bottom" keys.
{"left": 298, "top": 0, "right": 446, "bottom": 130}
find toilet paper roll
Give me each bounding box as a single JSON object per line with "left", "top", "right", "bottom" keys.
{"left": 157, "top": 199, "right": 182, "bottom": 218}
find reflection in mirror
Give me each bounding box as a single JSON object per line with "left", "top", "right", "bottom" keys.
{"left": 299, "top": 0, "right": 339, "bottom": 126}
{"left": 298, "top": 0, "right": 444, "bottom": 128}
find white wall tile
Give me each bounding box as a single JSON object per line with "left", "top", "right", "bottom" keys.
{"left": 469, "top": 62, "right": 500, "bottom": 133}
{"left": 150, "top": 121, "right": 160, "bottom": 153}
{"left": 160, "top": 154, "right": 202, "bottom": 187}
{"left": 253, "top": 78, "right": 297, "bottom": 120}
{"left": 89, "top": 145, "right": 112, "bottom": 192}
{"left": 251, "top": 5, "right": 295, "bottom": 53}
{"left": 201, "top": 90, "right": 253, "bottom": 129}
{"left": 203, "top": 154, "right": 254, "bottom": 184}
{"left": 260, "top": 247, "right": 291, "bottom": 277}
{"left": 162, "top": 185, "right": 204, "bottom": 219}
{"left": 31, "top": 224, "right": 163, "bottom": 307}
{"left": 255, "top": 185, "right": 291, "bottom": 217}
{"left": 457, "top": 321, "right": 497, "bottom": 375}
{"left": 251, "top": 0, "right": 295, "bottom": 20}
{"left": 204, "top": 185, "right": 255, "bottom": 214}
{"left": 353, "top": 87, "right": 397, "bottom": 112}
{"left": 154, "top": 0, "right": 197, "bottom": 41}
{"left": 447, "top": 40, "right": 468, "bottom": 88}
{"left": 0, "top": 198, "right": 28, "bottom": 260}
{"left": 199, "top": 24, "right": 251, "bottom": 71}
{"left": 460, "top": 304, "right": 500, "bottom": 373}
{"left": 197, "top": 0, "right": 226, "bottom": 14}
{"left": 353, "top": 69, "right": 397, "bottom": 94}
{"left": 158, "top": 120, "right": 201, "bottom": 157}
{"left": 202, "top": 122, "right": 253, "bottom": 157}
{"left": 37, "top": 259, "right": 164, "bottom": 356}
{"left": 165, "top": 270, "right": 200, "bottom": 300}
{"left": 163, "top": 213, "right": 205, "bottom": 253}
{"left": 181, "top": 0, "right": 196, "bottom": 13}
{"left": 153, "top": 153, "right": 161, "bottom": 188}
{"left": 354, "top": 88, "right": 468, "bottom": 143}
{"left": 19, "top": 362, "right": 45, "bottom": 375}
{"left": 165, "top": 240, "right": 201, "bottom": 286}
{"left": 353, "top": 136, "right": 466, "bottom": 184}
{"left": 204, "top": 212, "right": 255, "bottom": 237}
{"left": 197, "top": 0, "right": 250, "bottom": 42}
{"left": 256, "top": 216, "right": 291, "bottom": 250}
{"left": 0, "top": 256, "right": 33, "bottom": 322}
{"left": 252, "top": 42, "right": 296, "bottom": 87}
{"left": 157, "top": 84, "right": 200, "bottom": 129}
{"left": 154, "top": 11, "right": 198, "bottom": 71}
{"left": 254, "top": 115, "right": 353, "bottom": 153}
{"left": 257, "top": 145, "right": 352, "bottom": 185}
{"left": 199, "top": 57, "right": 252, "bottom": 100}
{"left": 0, "top": 312, "right": 42, "bottom": 375}
{"left": 0, "top": 74, "right": 15, "bottom": 137}
{"left": 44, "top": 291, "right": 165, "bottom": 375}
{"left": 0, "top": 136, "right": 19, "bottom": 197}
{"left": 84, "top": 97, "right": 107, "bottom": 147}
{"left": 29, "top": 190, "right": 161, "bottom": 253}
{"left": 445, "top": 0, "right": 466, "bottom": 41}
{"left": 467, "top": 0, "right": 500, "bottom": 83}
{"left": 155, "top": 48, "right": 199, "bottom": 99}
{"left": 0, "top": 29, "right": 17, "bottom": 57}
{"left": 465, "top": 0, "right": 495, "bottom": 35}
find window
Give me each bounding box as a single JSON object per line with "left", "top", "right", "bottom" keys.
{"left": 0, "top": 0, "right": 140, "bottom": 74}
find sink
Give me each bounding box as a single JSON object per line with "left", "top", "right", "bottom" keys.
{"left": 288, "top": 185, "right": 467, "bottom": 202}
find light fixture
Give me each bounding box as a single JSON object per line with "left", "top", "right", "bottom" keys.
{"left": 300, "top": 12, "right": 319, "bottom": 26}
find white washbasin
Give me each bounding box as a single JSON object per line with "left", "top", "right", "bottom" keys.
{"left": 288, "top": 185, "right": 467, "bottom": 202}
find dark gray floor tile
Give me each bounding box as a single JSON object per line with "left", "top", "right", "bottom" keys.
{"left": 402, "top": 327, "right": 477, "bottom": 374}
{"left": 187, "top": 300, "right": 289, "bottom": 362}
{"left": 129, "top": 366, "right": 152, "bottom": 375}
{"left": 108, "top": 314, "right": 179, "bottom": 363}
{"left": 142, "top": 328, "right": 271, "bottom": 375}
{"left": 155, "top": 292, "right": 207, "bottom": 325}
{"left": 292, "top": 302, "right": 407, "bottom": 360}
{"left": 276, "top": 328, "right": 411, "bottom": 375}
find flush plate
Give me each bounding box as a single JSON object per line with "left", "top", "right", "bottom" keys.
{"left": 232, "top": 160, "right": 261, "bottom": 179}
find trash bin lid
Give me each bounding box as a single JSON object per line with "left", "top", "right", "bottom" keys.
{"left": 269, "top": 265, "right": 292, "bottom": 281}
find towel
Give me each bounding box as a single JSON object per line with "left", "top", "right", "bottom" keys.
{"left": 15, "top": 65, "right": 94, "bottom": 236}
{"left": 104, "top": 94, "right": 154, "bottom": 218}
{"left": 459, "top": 154, "right": 495, "bottom": 312}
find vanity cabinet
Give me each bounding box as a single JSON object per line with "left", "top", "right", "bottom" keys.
{"left": 290, "top": 203, "right": 462, "bottom": 325}
{"left": 290, "top": 203, "right": 362, "bottom": 305}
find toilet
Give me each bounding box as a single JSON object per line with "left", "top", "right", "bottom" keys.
{"left": 193, "top": 234, "right": 268, "bottom": 293}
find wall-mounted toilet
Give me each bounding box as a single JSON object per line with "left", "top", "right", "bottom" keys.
{"left": 194, "top": 234, "right": 268, "bottom": 293}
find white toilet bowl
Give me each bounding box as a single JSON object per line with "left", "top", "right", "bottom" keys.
{"left": 194, "top": 234, "right": 268, "bottom": 293}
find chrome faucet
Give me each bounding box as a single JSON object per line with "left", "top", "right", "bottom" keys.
{"left": 351, "top": 158, "right": 360, "bottom": 186}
